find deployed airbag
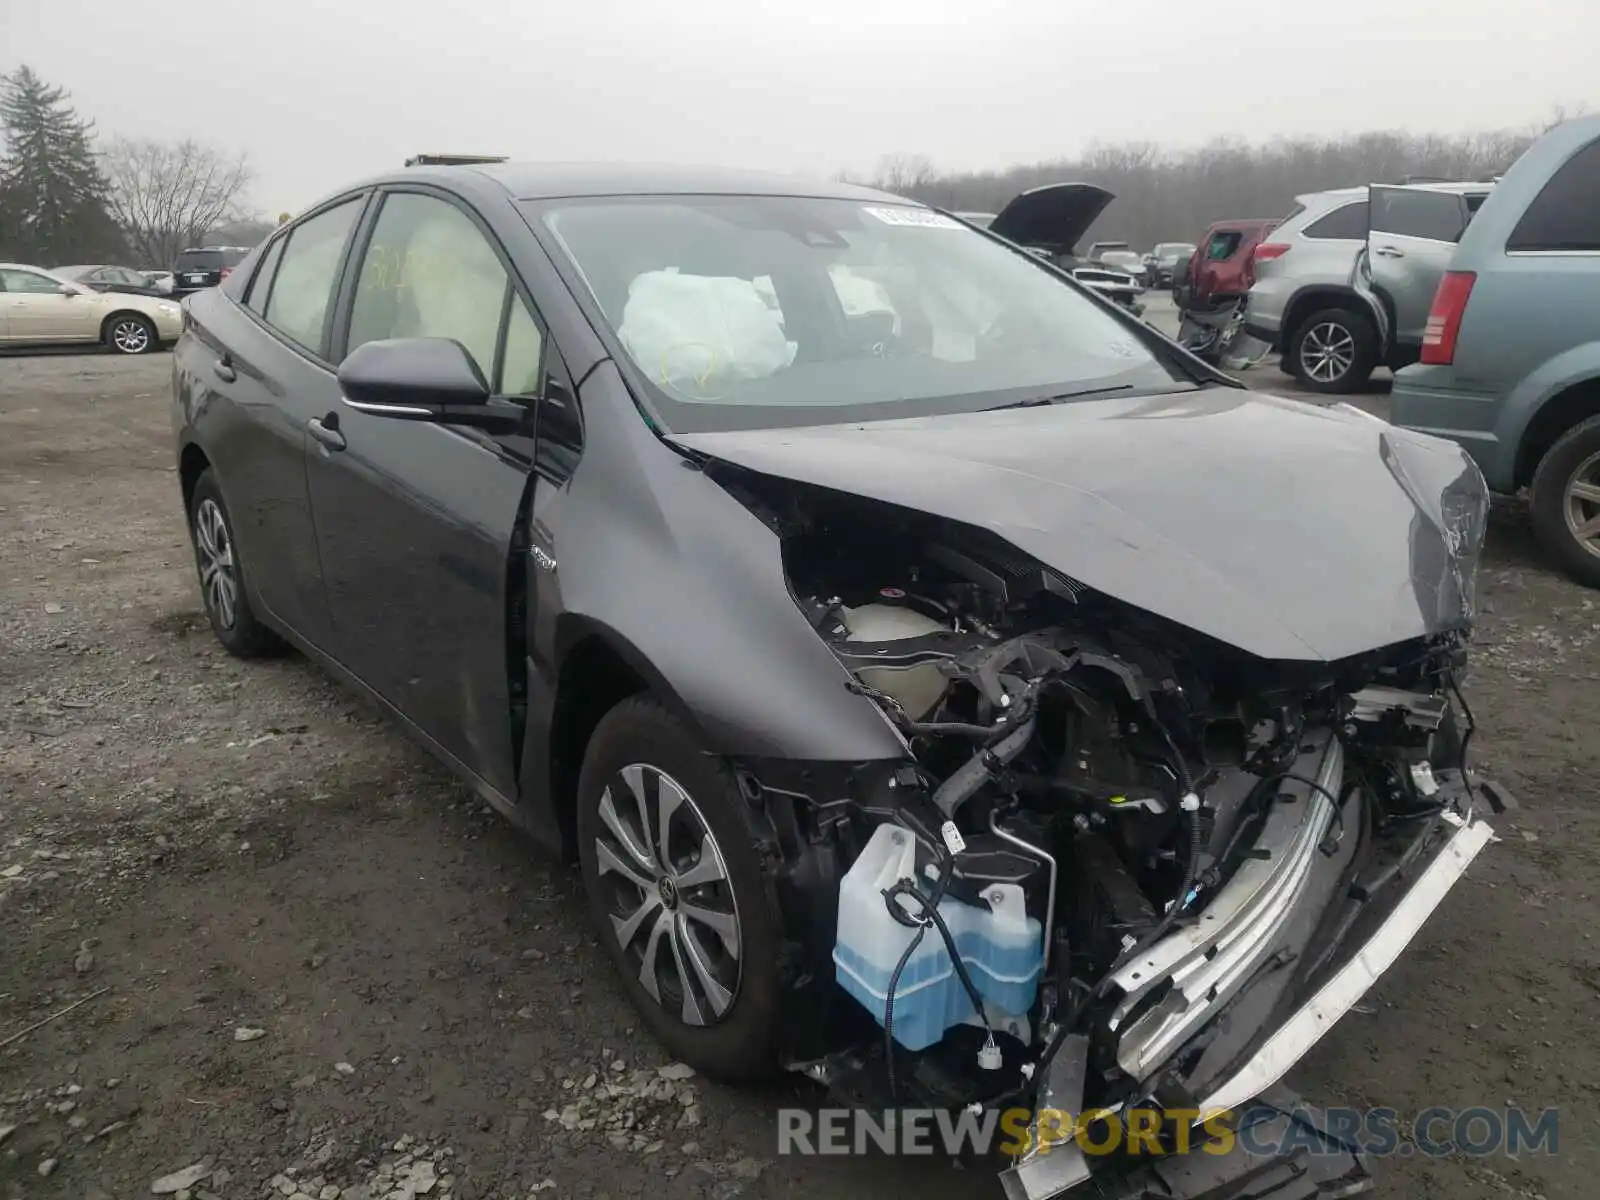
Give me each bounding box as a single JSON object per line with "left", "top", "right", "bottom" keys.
{"left": 619, "top": 269, "right": 797, "bottom": 395}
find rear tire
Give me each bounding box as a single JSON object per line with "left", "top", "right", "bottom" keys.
{"left": 1287, "top": 307, "right": 1378, "bottom": 394}
{"left": 1528, "top": 415, "right": 1600, "bottom": 589}
{"left": 188, "top": 469, "right": 281, "bottom": 657}
{"left": 105, "top": 313, "right": 157, "bottom": 355}
{"left": 576, "top": 697, "right": 783, "bottom": 1081}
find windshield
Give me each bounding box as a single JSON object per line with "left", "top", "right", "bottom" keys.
{"left": 1156, "top": 243, "right": 1195, "bottom": 259}
{"left": 532, "top": 195, "right": 1189, "bottom": 433}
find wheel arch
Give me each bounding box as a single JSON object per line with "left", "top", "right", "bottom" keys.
{"left": 540, "top": 615, "right": 713, "bottom": 859}
{"left": 1282, "top": 285, "right": 1378, "bottom": 348}
{"left": 100, "top": 308, "right": 156, "bottom": 342}
{"left": 178, "top": 441, "right": 212, "bottom": 516}
{"left": 1516, "top": 376, "right": 1600, "bottom": 490}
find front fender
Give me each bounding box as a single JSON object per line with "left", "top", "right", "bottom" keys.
{"left": 535, "top": 361, "right": 909, "bottom": 763}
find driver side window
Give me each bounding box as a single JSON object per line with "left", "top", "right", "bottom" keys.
{"left": 1, "top": 269, "right": 65, "bottom": 294}
{"left": 346, "top": 192, "right": 510, "bottom": 382}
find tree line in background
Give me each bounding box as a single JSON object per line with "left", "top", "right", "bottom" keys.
{"left": 1, "top": 62, "right": 1584, "bottom": 269}
{"left": 0, "top": 65, "right": 267, "bottom": 270}
{"left": 855, "top": 110, "right": 1585, "bottom": 249}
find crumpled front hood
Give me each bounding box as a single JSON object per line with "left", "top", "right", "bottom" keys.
{"left": 673, "top": 390, "right": 1489, "bottom": 662}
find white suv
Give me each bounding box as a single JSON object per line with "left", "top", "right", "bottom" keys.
{"left": 1245, "top": 181, "right": 1492, "bottom": 392}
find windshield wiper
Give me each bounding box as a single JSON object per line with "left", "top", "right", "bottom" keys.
{"left": 988, "top": 383, "right": 1136, "bottom": 410}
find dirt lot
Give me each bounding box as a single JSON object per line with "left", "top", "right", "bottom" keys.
{"left": 1, "top": 350, "right": 1594, "bottom": 1200}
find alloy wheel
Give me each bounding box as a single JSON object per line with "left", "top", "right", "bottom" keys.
{"left": 194, "top": 498, "right": 238, "bottom": 629}
{"left": 593, "top": 763, "right": 742, "bottom": 1026}
{"left": 1300, "top": 321, "right": 1356, "bottom": 384}
{"left": 111, "top": 318, "right": 151, "bottom": 354}
{"left": 1562, "top": 451, "right": 1600, "bottom": 561}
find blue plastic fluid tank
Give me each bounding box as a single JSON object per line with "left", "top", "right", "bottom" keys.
{"left": 833, "top": 823, "right": 1043, "bottom": 1051}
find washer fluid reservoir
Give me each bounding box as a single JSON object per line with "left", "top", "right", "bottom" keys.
{"left": 833, "top": 823, "right": 1044, "bottom": 1051}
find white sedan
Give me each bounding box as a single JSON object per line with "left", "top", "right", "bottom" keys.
{"left": 0, "top": 263, "right": 183, "bottom": 354}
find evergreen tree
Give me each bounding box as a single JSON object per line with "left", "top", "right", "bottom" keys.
{"left": 0, "top": 66, "right": 123, "bottom": 263}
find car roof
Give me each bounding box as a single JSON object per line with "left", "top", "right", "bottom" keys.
{"left": 1292, "top": 180, "right": 1493, "bottom": 207}
{"left": 1205, "top": 218, "right": 1278, "bottom": 232}
{"left": 373, "top": 161, "right": 911, "bottom": 205}
{"left": 0, "top": 262, "right": 64, "bottom": 274}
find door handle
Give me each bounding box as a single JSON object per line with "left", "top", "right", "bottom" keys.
{"left": 1374, "top": 246, "right": 1406, "bottom": 258}
{"left": 308, "top": 415, "right": 346, "bottom": 452}
{"left": 213, "top": 359, "right": 236, "bottom": 382}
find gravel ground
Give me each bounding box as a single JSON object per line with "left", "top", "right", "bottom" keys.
{"left": 1, "top": 350, "right": 1595, "bottom": 1200}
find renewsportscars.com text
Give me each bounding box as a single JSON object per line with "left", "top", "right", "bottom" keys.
{"left": 777, "top": 1104, "right": 1560, "bottom": 1159}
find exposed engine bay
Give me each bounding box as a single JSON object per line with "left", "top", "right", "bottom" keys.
{"left": 714, "top": 467, "right": 1505, "bottom": 1195}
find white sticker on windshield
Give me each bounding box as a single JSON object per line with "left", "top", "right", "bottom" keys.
{"left": 861, "top": 206, "right": 963, "bottom": 230}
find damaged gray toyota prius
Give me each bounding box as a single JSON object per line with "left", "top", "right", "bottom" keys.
{"left": 172, "top": 162, "right": 1510, "bottom": 1200}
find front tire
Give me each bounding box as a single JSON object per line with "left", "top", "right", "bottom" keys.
{"left": 1529, "top": 415, "right": 1600, "bottom": 589}
{"left": 188, "top": 469, "right": 280, "bottom": 657}
{"left": 576, "top": 697, "right": 782, "bottom": 1081}
{"left": 1287, "top": 307, "right": 1378, "bottom": 394}
{"left": 105, "top": 313, "right": 157, "bottom": 355}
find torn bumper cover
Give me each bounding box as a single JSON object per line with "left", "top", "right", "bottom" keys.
{"left": 1089, "top": 1088, "right": 1377, "bottom": 1200}
{"left": 1000, "top": 803, "right": 1495, "bottom": 1200}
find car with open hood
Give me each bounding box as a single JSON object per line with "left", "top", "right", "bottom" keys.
{"left": 171, "top": 161, "right": 1505, "bottom": 1200}
{"left": 984, "top": 183, "right": 1146, "bottom": 310}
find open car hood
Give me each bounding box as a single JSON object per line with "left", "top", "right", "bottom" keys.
{"left": 673, "top": 391, "right": 1489, "bottom": 663}
{"left": 986, "top": 183, "right": 1115, "bottom": 253}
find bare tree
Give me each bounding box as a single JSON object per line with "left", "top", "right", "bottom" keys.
{"left": 870, "top": 153, "right": 938, "bottom": 198}
{"left": 102, "top": 137, "right": 252, "bottom": 265}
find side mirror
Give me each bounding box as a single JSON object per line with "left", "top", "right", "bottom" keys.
{"left": 56, "top": 283, "right": 79, "bottom": 296}
{"left": 338, "top": 337, "right": 529, "bottom": 434}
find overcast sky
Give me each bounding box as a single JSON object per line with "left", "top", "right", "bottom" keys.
{"left": 4, "top": 0, "right": 1595, "bottom": 216}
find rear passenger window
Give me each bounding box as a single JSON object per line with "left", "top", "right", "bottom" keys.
{"left": 1371, "top": 190, "right": 1466, "bottom": 243}
{"left": 245, "top": 237, "right": 286, "bottom": 315}
{"left": 1205, "top": 231, "right": 1242, "bottom": 261}
{"left": 1506, "top": 138, "right": 1600, "bottom": 253}
{"left": 263, "top": 198, "right": 363, "bottom": 355}
{"left": 1302, "top": 202, "right": 1369, "bottom": 240}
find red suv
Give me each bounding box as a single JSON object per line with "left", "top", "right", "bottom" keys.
{"left": 1174, "top": 218, "right": 1279, "bottom": 310}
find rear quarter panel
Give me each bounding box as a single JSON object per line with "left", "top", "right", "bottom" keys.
{"left": 1444, "top": 117, "right": 1600, "bottom": 478}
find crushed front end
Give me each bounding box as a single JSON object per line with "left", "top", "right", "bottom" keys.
{"left": 718, "top": 471, "right": 1502, "bottom": 1199}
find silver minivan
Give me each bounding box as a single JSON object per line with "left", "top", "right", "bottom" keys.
{"left": 1246, "top": 182, "right": 1492, "bottom": 392}
{"left": 1389, "top": 114, "right": 1600, "bottom": 587}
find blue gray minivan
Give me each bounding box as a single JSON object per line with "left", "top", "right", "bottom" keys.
{"left": 1389, "top": 115, "right": 1600, "bottom": 586}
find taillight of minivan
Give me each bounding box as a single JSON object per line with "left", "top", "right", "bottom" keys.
{"left": 1253, "top": 243, "right": 1291, "bottom": 263}
{"left": 1420, "top": 271, "right": 1477, "bottom": 365}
